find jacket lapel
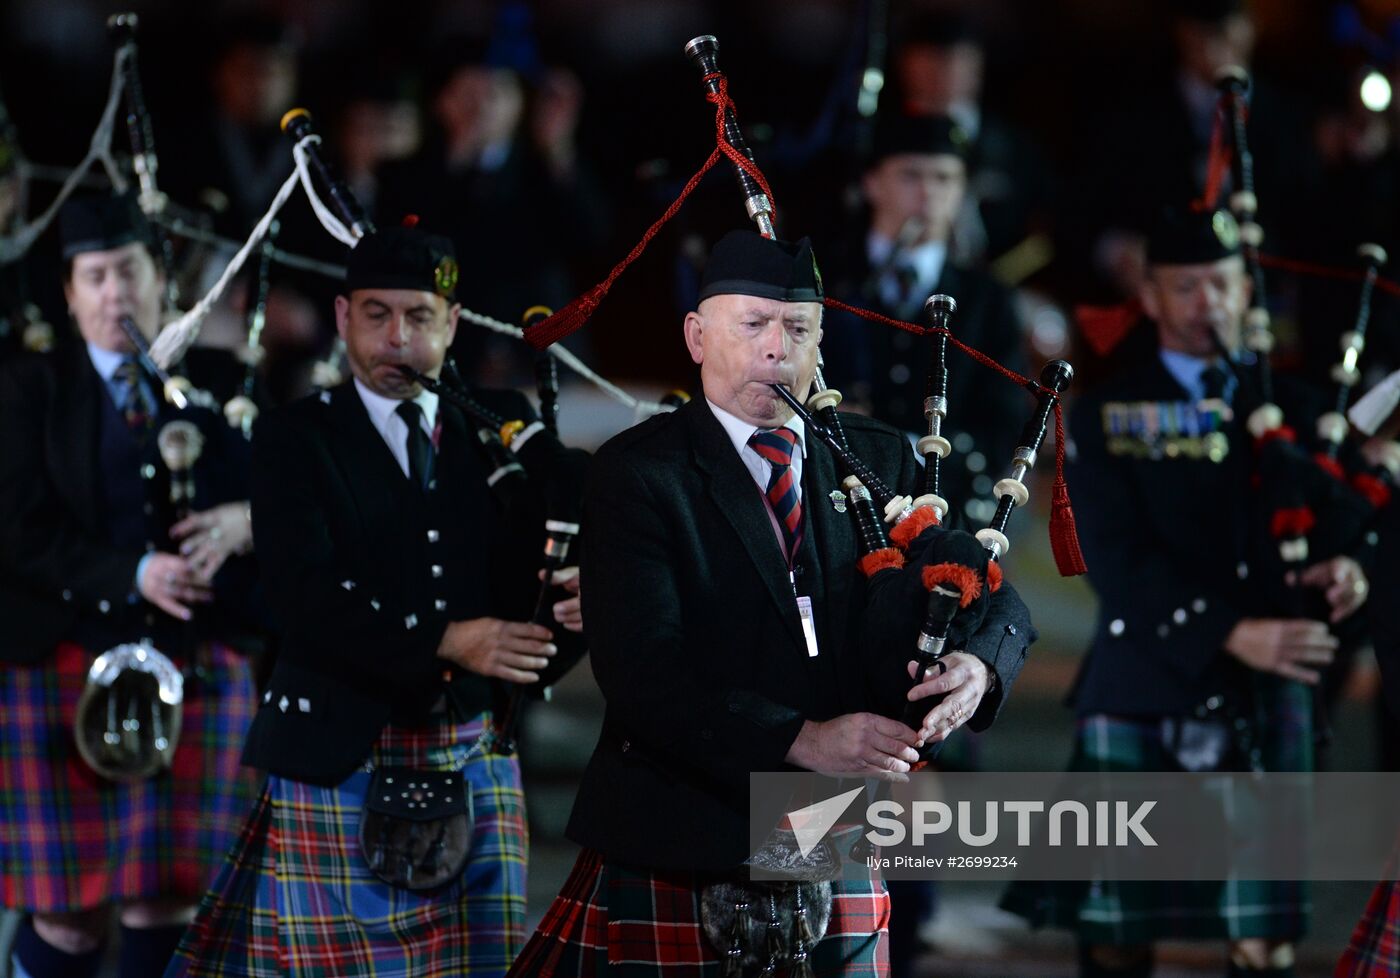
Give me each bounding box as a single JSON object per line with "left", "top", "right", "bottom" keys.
{"left": 802, "top": 435, "right": 855, "bottom": 651}
{"left": 49, "top": 345, "right": 103, "bottom": 530}
{"left": 686, "top": 401, "right": 807, "bottom": 653}
{"left": 322, "top": 383, "right": 414, "bottom": 537}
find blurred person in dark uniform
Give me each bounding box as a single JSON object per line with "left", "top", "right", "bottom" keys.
{"left": 160, "top": 14, "right": 335, "bottom": 406}
{"left": 820, "top": 112, "right": 1026, "bottom": 528}
{"left": 887, "top": 10, "right": 1056, "bottom": 272}
{"left": 0, "top": 194, "right": 261, "bottom": 978}
{"left": 1003, "top": 206, "right": 1370, "bottom": 978}
{"left": 1074, "top": 0, "right": 1314, "bottom": 299}
{"left": 375, "top": 35, "right": 608, "bottom": 386}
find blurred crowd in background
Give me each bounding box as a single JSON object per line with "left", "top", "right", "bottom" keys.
{"left": 2, "top": 0, "right": 1399, "bottom": 415}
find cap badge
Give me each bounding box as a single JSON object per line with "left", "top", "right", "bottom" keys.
{"left": 434, "top": 256, "right": 459, "bottom": 298}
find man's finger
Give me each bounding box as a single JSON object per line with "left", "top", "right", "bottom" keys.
{"left": 1290, "top": 646, "right": 1336, "bottom": 665}
{"left": 1277, "top": 663, "right": 1321, "bottom": 685}
{"left": 1297, "top": 561, "right": 1340, "bottom": 588}
{"left": 504, "top": 622, "right": 554, "bottom": 641}
{"left": 866, "top": 754, "right": 911, "bottom": 775}
{"left": 501, "top": 651, "right": 552, "bottom": 671}
{"left": 500, "top": 635, "right": 557, "bottom": 656}
{"left": 168, "top": 515, "right": 204, "bottom": 540}
{"left": 551, "top": 567, "right": 580, "bottom": 590}
{"left": 494, "top": 666, "right": 541, "bottom": 683}
{"left": 871, "top": 715, "right": 920, "bottom": 744}
{"left": 871, "top": 734, "right": 920, "bottom": 764}
{"left": 151, "top": 593, "right": 193, "bottom": 621}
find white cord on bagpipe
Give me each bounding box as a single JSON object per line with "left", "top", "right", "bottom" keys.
{"left": 455, "top": 307, "right": 668, "bottom": 417}
{"left": 149, "top": 136, "right": 315, "bottom": 368}
{"left": 292, "top": 135, "right": 360, "bottom": 248}
{"left": 152, "top": 125, "right": 669, "bottom": 415}
{"left": 0, "top": 46, "right": 130, "bottom": 264}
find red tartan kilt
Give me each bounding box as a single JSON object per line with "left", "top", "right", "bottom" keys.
{"left": 1338, "top": 878, "right": 1400, "bottom": 978}
{"left": 0, "top": 641, "right": 258, "bottom": 913}
{"left": 510, "top": 850, "right": 889, "bottom": 978}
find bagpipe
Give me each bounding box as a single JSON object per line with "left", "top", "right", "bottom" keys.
{"left": 1205, "top": 67, "right": 1381, "bottom": 628}
{"left": 398, "top": 359, "right": 588, "bottom": 753}
{"left": 72, "top": 315, "right": 229, "bottom": 782}
{"left": 536, "top": 28, "right": 1084, "bottom": 741}
{"left": 516, "top": 30, "right": 1085, "bottom": 709}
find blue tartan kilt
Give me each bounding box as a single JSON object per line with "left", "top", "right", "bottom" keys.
{"left": 166, "top": 713, "right": 528, "bottom": 978}
{"left": 0, "top": 641, "right": 257, "bottom": 913}
{"left": 1001, "top": 675, "right": 1313, "bottom": 945}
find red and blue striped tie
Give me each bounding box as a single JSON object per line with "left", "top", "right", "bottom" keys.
{"left": 749, "top": 427, "right": 803, "bottom": 565}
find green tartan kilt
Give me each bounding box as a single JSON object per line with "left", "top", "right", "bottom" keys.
{"left": 1001, "top": 675, "right": 1313, "bottom": 945}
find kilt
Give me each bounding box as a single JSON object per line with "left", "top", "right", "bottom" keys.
{"left": 1336, "top": 878, "right": 1400, "bottom": 977}
{"left": 0, "top": 641, "right": 258, "bottom": 913}
{"left": 165, "top": 713, "right": 527, "bottom": 978}
{"left": 508, "top": 849, "right": 889, "bottom": 978}
{"left": 1002, "top": 675, "right": 1312, "bottom": 945}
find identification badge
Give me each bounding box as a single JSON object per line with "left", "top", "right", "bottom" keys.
{"left": 796, "top": 596, "right": 819, "bottom": 658}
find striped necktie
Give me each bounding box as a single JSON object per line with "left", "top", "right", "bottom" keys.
{"left": 748, "top": 427, "right": 803, "bottom": 565}
{"left": 111, "top": 356, "right": 152, "bottom": 441}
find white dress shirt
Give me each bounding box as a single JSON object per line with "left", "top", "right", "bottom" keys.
{"left": 354, "top": 378, "right": 439, "bottom": 479}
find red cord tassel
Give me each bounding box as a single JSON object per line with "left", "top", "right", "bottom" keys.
{"left": 524, "top": 283, "right": 607, "bottom": 351}
{"left": 1049, "top": 404, "right": 1088, "bottom": 576}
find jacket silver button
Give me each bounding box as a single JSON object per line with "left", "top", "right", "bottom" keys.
{"left": 1108, "top": 619, "right": 1125, "bottom": 637}
{"left": 427, "top": 530, "right": 440, "bottom": 543}
{"left": 431, "top": 565, "right": 443, "bottom": 578}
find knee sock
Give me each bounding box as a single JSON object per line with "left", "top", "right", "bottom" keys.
{"left": 117, "top": 922, "right": 188, "bottom": 978}
{"left": 11, "top": 917, "right": 104, "bottom": 978}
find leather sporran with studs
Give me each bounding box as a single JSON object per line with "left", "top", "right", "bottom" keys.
{"left": 701, "top": 881, "right": 832, "bottom": 978}
{"left": 700, "top": 829, "right": 840, "bottom": 977}
{"left": 358, "top": 766, "right": 472, "bottom": 891}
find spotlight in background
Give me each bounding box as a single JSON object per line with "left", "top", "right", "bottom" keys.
{"left": 1360, "top": 69, "right": 1392, "bottom": 113}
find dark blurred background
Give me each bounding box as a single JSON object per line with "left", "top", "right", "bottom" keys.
{"left": 3, "top": 2, "right": 1399, "bottom": 975}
